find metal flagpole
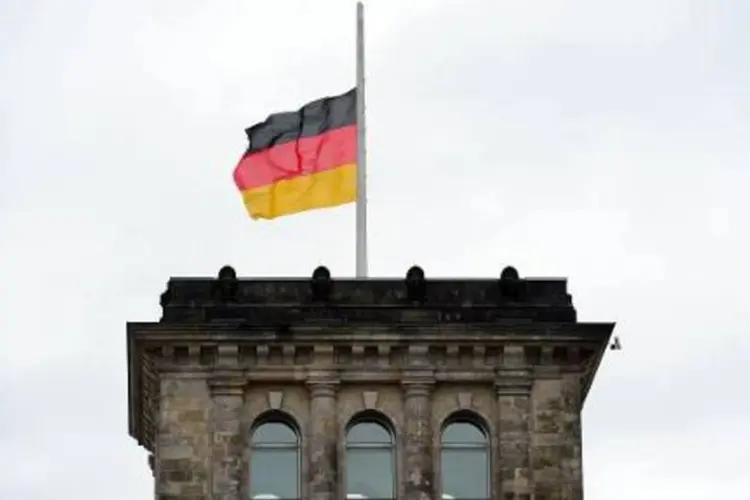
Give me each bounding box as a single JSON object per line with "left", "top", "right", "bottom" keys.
{"left": 355, "top": 1, "right": 368, "bottom": 278}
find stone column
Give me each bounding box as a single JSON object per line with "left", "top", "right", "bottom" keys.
{"left": 531, "top": 374, "right": 583, "bottom": 500}
{"left": 209, "top": 377, "right": 246, "bottom": 500}
{"left": 307, "top": 379, "right": 339, "bottom": 500}
{"left": 402, "top": 378, "right": 434, "bottom": 500}
{"left": 156, "top": 376, "right": 212, "bottom": 500}
{"left": 496, "top": 368, "right": 533, "bottom": 500}
{"left": 561, "top": 374, "right": 584, "bottom": 500}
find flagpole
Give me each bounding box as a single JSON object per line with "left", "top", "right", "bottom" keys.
{"left": 355, "top": 1, "right": 368, "bottom": 278}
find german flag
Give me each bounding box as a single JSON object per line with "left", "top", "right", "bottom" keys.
{"left": 233, "top": 89, "right": 357, "bottom": 220}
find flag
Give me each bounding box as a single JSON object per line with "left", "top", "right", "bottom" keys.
{"left": 233, "top": 88, "right": 357, "bottom": 220}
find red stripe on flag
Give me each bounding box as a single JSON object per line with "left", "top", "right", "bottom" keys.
{"left": 233, "top": 124, "right": 356, "bottom": 190}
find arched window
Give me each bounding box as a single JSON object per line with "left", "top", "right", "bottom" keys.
{"left": 441, "top": 418, "right": 490, "bottom": 500}
{"left": 250, "top": 419, "right": 300, "bottom": 500}
{"left": 346, "top": 418, "right": 395, "bottom": 499}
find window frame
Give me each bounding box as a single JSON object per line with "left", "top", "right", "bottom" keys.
{"left": 439, "top": 414, "right": 492, "bottom": 500}
{"left": 248, "top": 414, "right": 302, "bottom": 500}
{"left": 344, "top": 413, "right": 397, "bottom": 500}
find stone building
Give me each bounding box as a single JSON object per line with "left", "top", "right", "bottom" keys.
{"left": 127, "top": 265, "right": 614, "bottom": 500}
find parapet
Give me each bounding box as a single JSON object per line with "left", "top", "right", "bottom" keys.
{"left": 157, "top": 265, "right": 577, "bottom": 325}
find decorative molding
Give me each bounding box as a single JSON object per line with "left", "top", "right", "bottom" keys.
{"left": 407, "top": 344, "right": 430, "bottom": 366}
{"left": 130, "top": 321, "right": 613, "bottom": 339}
{"left": 161, "top": 345, "right": 174, "bottom": 359}
{"left": 473, "top": 346, "right": 486, "bottom": 367}
{"left": 282, "top": 345, "right": 296, "bottom": 364}
{"left": 363, "top": 391, "right": 378, "bottom": 409}
{"left": 192, "top": 304, "right": 577, "bottom": 324}
{"left": 307, "top": 382, "right": 338, "bottom": 399}
{"left": 268, "top": 391, "right": 283, "bottom": 410}
{"left": 495, "top": 365, "right": 533, "bottom": 397}
{"left": 446, "top": 345, "right": 459, "bottom": 365}
{"left": 457, "top": 391, "right": 473, "bottom": 409}
{"left": 256, "top": 345, "right": 270, "bottom": 363}
{"left": 402, "top": 374, "right": 435, "bottom": 398}
{"left": 534, "top": 365, "right": 562, "bottom": 379}
{"left": 313, "top": 345, "right": 335, "bottom": 365}
{"left": 217, "top": 344, "right": 238, "bottom": 366}
{"left": 502, "top": 345, "right": 527, "bottom": 368}
{"left": 208, "top": 377, "right": 246, "bottom": 396}
{"left": 352, "top": 344, "right": 365, "bottom": 364}
{"left": 541, "top": 345, "right": 554, "bottom": 365}
{"left": 377, "top": 345, "right": 390, "bottom": 367}
{"left": 127, "top": 322, "right": 613, "bottom": 454}
{"left": 495, "top": 377, "right": 533, "bottom": 397}
{"left": 306, "top": 373, "right": 339, "bottom": 399}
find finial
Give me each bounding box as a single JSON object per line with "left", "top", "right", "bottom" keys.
{"left": 499, "top": 265, "right": 524, "bottom": 301}
{"left": 213, "top": 265, "right": 238, "bottom": 302}
{"left": 310, "top": 266, "right": 333, "bottom": 300}
{"left": 405, "top": 265, "right": 426, "bottom": 302}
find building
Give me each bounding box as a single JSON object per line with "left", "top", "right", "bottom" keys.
{"left": 127, "top": 265, "right": 614, "bottom": 500}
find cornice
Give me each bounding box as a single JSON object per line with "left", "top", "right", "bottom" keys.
{"left": 127, "top": 320, "right": 613, "bottom": 340}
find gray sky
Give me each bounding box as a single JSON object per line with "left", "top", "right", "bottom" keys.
{"left": 1, "top": 0, "right": 748, "bottom": 498}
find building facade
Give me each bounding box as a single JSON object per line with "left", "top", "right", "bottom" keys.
{"left": 127, "top": 265, "right": 614, "bottom": 500}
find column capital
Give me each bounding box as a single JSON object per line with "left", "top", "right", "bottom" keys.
{"left": 402, "top": 377, "right": 435, "bottom": 398}
{"left": 208, "top": 377, "right": 246, "bottom": 396}
{"left": 495, "top": 378, "right": 533, "bottom": 397}
{"left": 306, "top": 379, "right": 339, "bottom": 398}
{"left": 495, "top": 367, "right": 532, "bottom": 396}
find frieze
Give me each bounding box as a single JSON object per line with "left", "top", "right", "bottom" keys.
{"left": 163, "top": 304, "right": 575, "bottom": 324}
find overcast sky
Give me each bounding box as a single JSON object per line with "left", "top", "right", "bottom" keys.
{"left": 1, "top": 0, "right": 749, "bottom": 498}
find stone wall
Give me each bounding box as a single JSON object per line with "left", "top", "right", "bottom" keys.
{"left": 156, "top": 376, "right": 212, "bottom": 500}
{"left": 154, "top": 374, "right": 583, "bottom": 500}
{"left": 531, "top": 376, "right": 583, "bottom": 500}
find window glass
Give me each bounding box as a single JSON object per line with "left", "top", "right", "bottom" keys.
{"left": 250, "top": 421, "right": 299, "bottom": 500}
{"left": 347, "top": 422, "right": 392, "bottom": 444}
{"left": 346, "top": 420, "right": 395, "bottom": 499}
{"left": 441, "top": 420, "right": 489, "bottom": 500}
{"left": 441, "top": 422, "right": 486, "bottom": 444}
{"left": 252, "top": 422, "right": 298, "bottom": 444}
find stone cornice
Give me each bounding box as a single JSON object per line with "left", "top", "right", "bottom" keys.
{"left": 164, "top": 304, "right": 577, "bottom": 324}
{"left": 127, "top": 321, "right": 613, "bottom": 340}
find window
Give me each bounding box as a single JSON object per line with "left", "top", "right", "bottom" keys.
{"left": 441, "top": 419, "right": 490, "bottom": 500}
{"left": 250, "top": 419, "right": 300, "bottom": 500}
{"left": 346, "top": 418, "right": 395, "bottom": 500}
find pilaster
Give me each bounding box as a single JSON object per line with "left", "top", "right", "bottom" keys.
{"left": 496, "top": 345, "right": 533, "bottom": 500}
{"left": 531, "top": 374, "right": 584, "bottom": 500}
{"left": 402, "top": 373, "right": 435, "bottom": 500}
{"left": 155, "top": 376, "right": 212, "bottom": 500}
{"left": 209, "top": 376, "right": 246, "bottom": 500}
{"left": 307, "top": 377, "right": 340, "bottom": 500}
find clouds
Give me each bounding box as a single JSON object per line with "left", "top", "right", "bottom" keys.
{"left": 1, "top": 1, "right": 749, "bottom": 499}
